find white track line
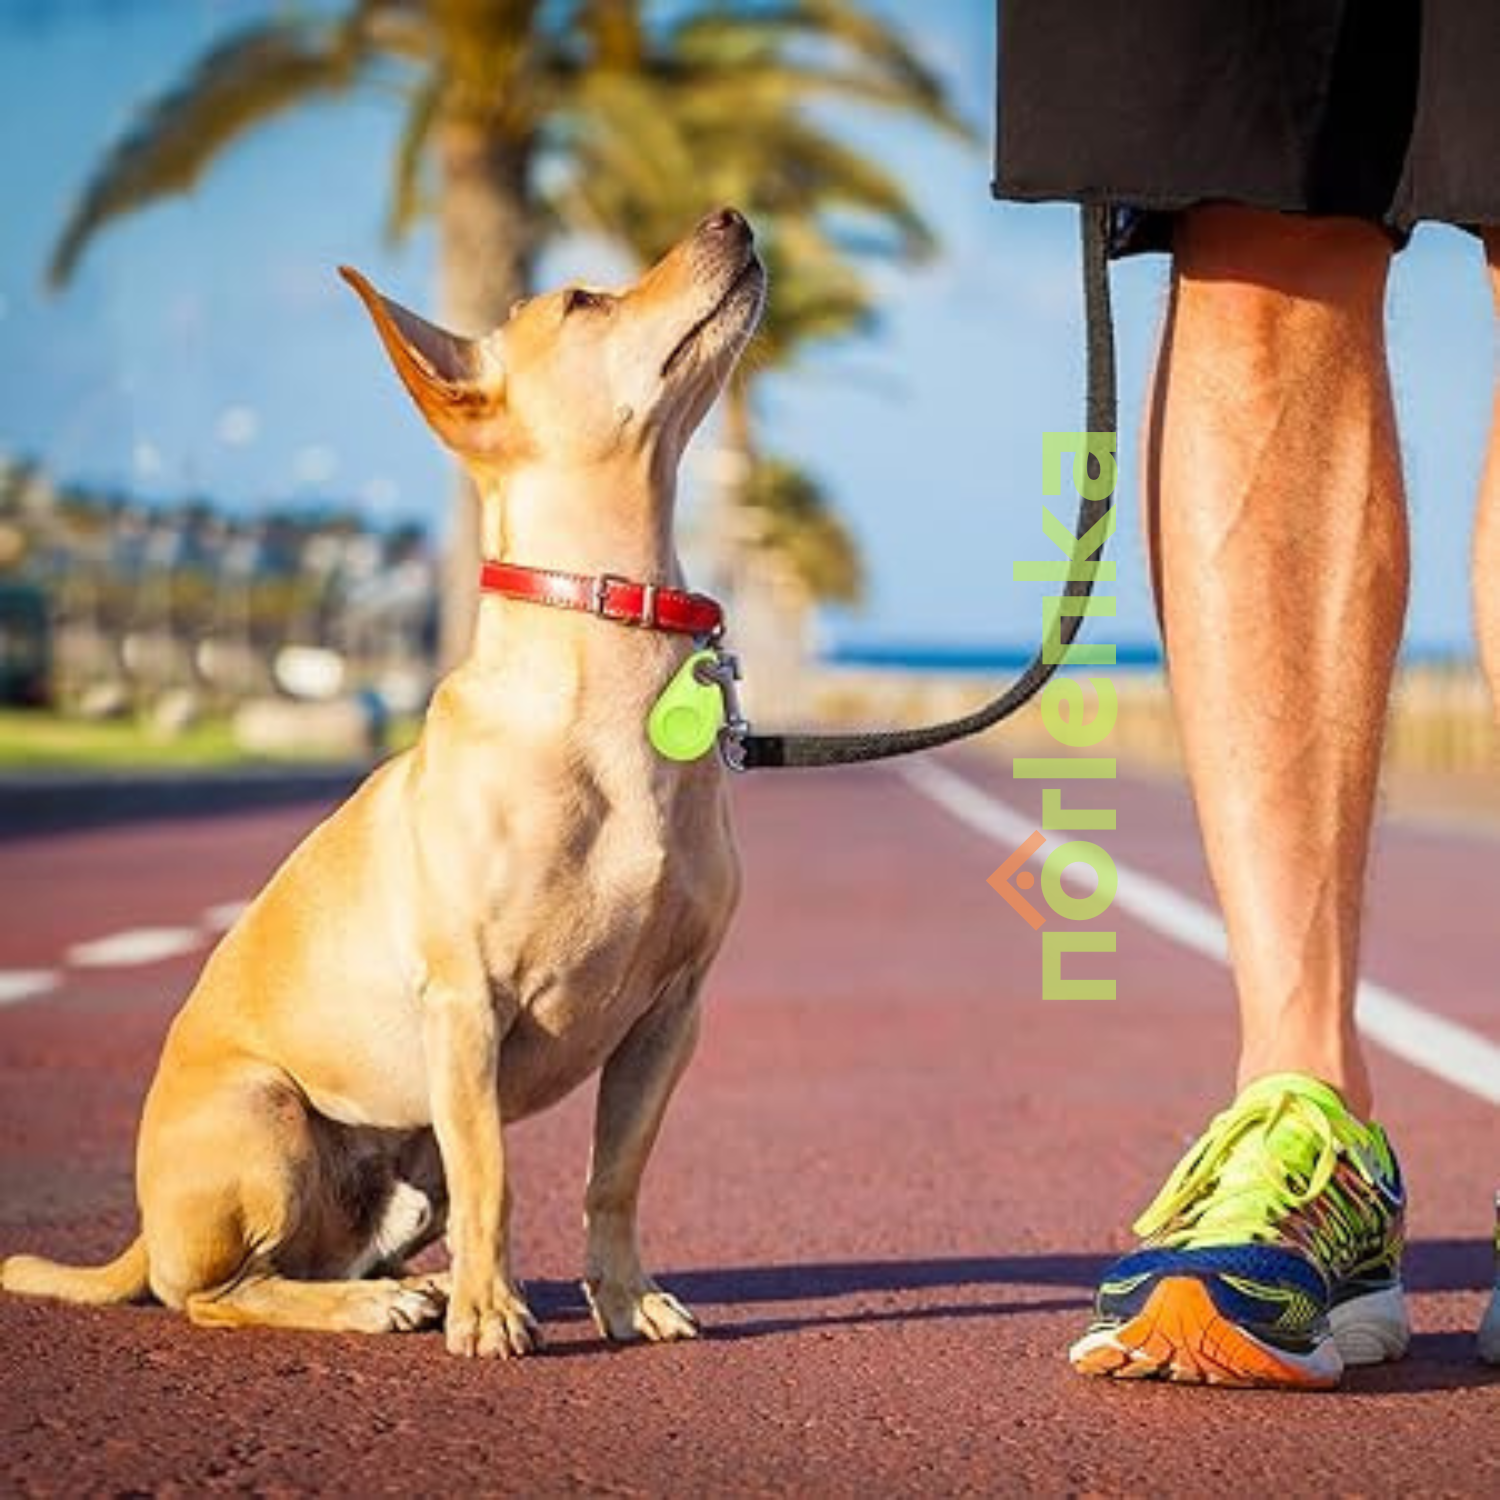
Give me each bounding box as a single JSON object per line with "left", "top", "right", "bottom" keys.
{"left": 201, "top": 900, "right": 249, "bottom": 933}
{"left": 0, "top": 900, "right": 250, "bottom": 1009}
{"left": 902, "top": 758, "right": 1500, "bottom": 1107}
{"left": 0, "top": 969, "right": 61, "bottom": 1006}
{"left": 67, "top": 926, "right": 205, "bottom": 969}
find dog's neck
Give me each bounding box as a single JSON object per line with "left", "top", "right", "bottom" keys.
{"left": 469, "top": 459, "right": 686, "bottom": 665}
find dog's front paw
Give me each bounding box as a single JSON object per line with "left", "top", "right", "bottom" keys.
{"left": 584, "top": 1277, "right": 700, "bottom": 1344}
{"left": 391, "top": 1273, "right": 450, "bottom": 1330}
{"left": 342, "top": 1276, "right": 448, "bottom": 1334}
{"left": 444, "top": 1283, "right": 541, "bottom": 1358}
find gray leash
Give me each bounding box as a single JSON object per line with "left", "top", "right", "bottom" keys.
{"left": 723, "top": 204, "right": 1117, "bottom": 772}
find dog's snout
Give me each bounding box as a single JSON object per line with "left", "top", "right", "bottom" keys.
{"left": 699, "top": 206, "right": 751, "bottom": 241}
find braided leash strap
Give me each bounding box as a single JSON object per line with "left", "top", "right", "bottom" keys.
{"left": 737, "top": 204, "right": 1118, "bottom": 772}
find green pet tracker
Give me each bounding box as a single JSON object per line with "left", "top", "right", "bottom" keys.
{"left": 648, "top": 650, "right": 723, "bottom": 761}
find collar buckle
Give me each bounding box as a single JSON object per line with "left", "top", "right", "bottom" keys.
{"left": 589, "top": 572, "right": 627, "bottom": 619}
{"left": 590, "top": 574, "right": 662, "bottom": 629}
{"left": 589, "top": 573, "right": 659, "bottom": 628}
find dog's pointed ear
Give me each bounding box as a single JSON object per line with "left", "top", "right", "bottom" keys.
{"left": 340, "top": 266, "right": 507, "bottom": 459}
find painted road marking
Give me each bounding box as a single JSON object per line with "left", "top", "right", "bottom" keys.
{"left": 0, "top": 899, "right": 251, "bottom": 1008}
{"left": 903, "top": 759, "right": 1500, "bottom": 1107}
{"left": 67, "top": 926, "right": 205, "bottom": 969}
{"left": 202, "top": 901, "right": 248, "bottom": 932}
{"left": 0, "top": 969, "right": 61, "bottom": 1006}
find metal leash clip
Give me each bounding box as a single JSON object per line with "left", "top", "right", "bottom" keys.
{"left": 693, "top": 649, "right": 750, "bottom": 772}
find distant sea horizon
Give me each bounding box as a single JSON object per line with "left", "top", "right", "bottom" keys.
{"left": 818, "top": 637, "right": 1476, "bottom": 673}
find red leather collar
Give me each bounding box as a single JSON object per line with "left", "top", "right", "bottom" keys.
{"left": 479, "top": 560, "right": 725, "bottom": 638}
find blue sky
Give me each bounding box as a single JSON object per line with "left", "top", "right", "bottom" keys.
{"left": 0, "top": 1, "right": 1492, "bottom": 655}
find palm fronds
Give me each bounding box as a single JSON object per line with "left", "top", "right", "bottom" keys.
{"left": 48, "top": 0, "right": 970, "bottom": 613}
{"left": 49, "top": 19, "right": 370, "bottom": 286}
{"left": 742, "top": 455, "right": 864, "bottom": 605}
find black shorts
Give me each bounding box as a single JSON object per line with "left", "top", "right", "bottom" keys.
{"left": 993, "top": 1, "right": 1500, "bottom": 255}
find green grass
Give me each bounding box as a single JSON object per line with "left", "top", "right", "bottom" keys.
{"left": 0, "top": 709, "right": 427, "bottom": 772}
{"left": 0, "top": 709, "right": 258, "bottom": 771}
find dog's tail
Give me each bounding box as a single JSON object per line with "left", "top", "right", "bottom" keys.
{"left": 1, "top": 1234, "right": 150, "bottom": 1305}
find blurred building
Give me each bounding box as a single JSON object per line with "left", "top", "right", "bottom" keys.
{"left": 0, "top": 450, "right": 437, "bottom": 713}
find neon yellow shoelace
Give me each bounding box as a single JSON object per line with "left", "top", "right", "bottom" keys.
{"left": 1134, "top": 1092, "right": 1358, "bottom": 1251}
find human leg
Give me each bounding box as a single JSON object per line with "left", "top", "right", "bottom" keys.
{"left": 1471, "top": 230, "right": 1500, "bottom": 713}
{"left": 1153, "top": 206, "right": 1407, "bottom": 1109}
{"left": 1075, "top": 207, "right": 1410, "bottom": 1386}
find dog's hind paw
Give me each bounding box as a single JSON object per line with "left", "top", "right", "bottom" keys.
{"left": 584, "top": 1278, "right": 701, "bottom": 1344}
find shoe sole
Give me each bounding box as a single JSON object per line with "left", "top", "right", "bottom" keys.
{"left": 1479, "top": 1286, "right": 1500, "bottom": 1366}
{"left": 1068, "top": 1276, "right": 1343, "bottom": 1389}
{"left": 1330, "top": 1283, "right": 1410, "bottom": 1365}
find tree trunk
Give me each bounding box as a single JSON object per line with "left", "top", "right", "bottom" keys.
{"left": 714, "top": 378, "right": 774, "bottom": 713}
{"left": 435, "top": 121, "right": 535, "bottom": 668}
{"left": 712, "top": 378, "right": 756, "bottom": 596}
{"left": 722, "top": 377, "right": 756, "bottom": 472}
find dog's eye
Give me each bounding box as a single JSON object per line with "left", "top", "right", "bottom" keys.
{"left": 563, "top": 287, "right": 608, "bottom": 315}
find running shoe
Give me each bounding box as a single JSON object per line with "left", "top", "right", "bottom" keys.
{"left": 1070, "top": 1072, "right": 1409, "bottom": 1388}
{"left": 1478, "top": 1191, "right": 1500, "bottom": 1366}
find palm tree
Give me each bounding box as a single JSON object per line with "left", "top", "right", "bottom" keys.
{"left": 552, "top": 19, "right": 965, "bottom": 605}
{"left": 740, "top": 455, "right": 862, "bottom": 605}
{"left": 49, "top": 0, "right": 966, "bottom": 663}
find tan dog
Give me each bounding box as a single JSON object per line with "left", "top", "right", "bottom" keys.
{"left": 1, "top": 209, "right": 764, "bottom": 1357}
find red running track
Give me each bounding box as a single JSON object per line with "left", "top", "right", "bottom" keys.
{"left": 0, "top": 759, "right": 1496, "bottom": 1495}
